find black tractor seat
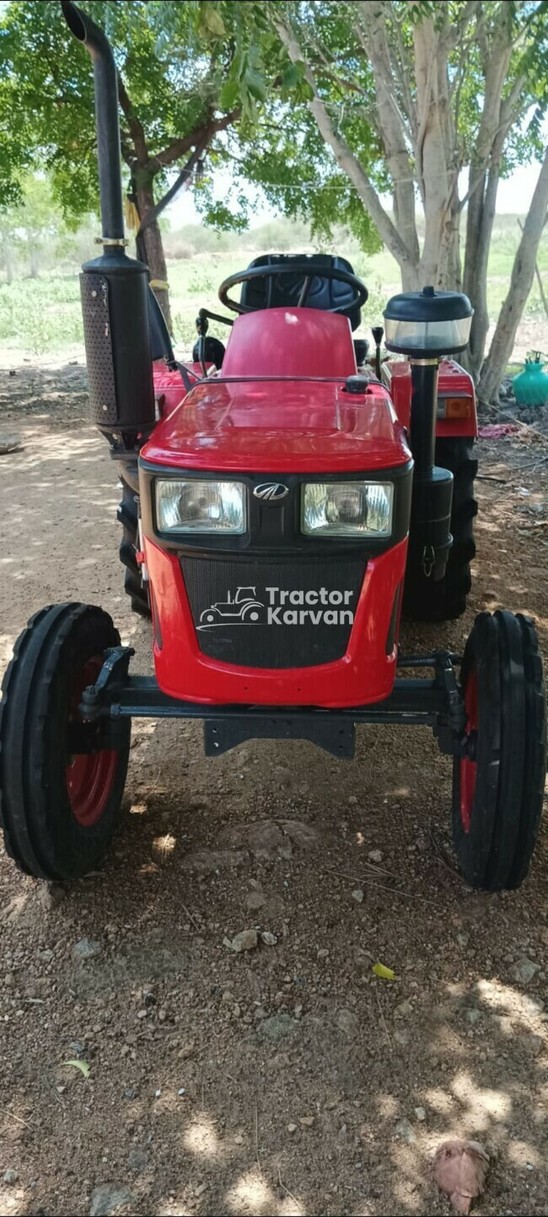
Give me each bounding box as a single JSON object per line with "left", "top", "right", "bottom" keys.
{"left": 240, "top": 253, "right": 364, "bottom": 331}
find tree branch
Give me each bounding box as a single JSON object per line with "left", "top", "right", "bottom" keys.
{"left": 274, "top": 15, "right": 417, "bottom": 277}
{"left": 149, "top": 109, "right": 240, "bottom": 172}
{"left": 137, "top": 144, "right": 208, "bottom": 236}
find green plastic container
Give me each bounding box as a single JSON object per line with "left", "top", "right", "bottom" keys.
{"left": 512, "top": 354, "right": 548, "bottom": 406}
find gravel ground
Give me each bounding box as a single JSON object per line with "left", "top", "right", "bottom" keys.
{"left": 0, "top": 362, "right": 547, "bottom": 1217}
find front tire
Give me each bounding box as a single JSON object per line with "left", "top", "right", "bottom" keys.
{"left": 404, "top": 437, "right": 477, "bottom": 621}
{"left": 0, "top": 604, "right": 130, "bottom": 880}
{"left": 452, "top": 611, "right": 546, "bottom": 890}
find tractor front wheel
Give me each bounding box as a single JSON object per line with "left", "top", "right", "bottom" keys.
{"left": 452, "top": 610, "right": 546, "bottom": 890}
{"left": 0, "top": 604, "right": 130, "bottom": 880}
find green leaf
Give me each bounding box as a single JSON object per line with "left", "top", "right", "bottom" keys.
{"left": 372, "top": 962, "right": 396, "bottom": 980}
{"left": 220, "top": 76, "right": 241, "bottom": 110}
{"left": 282, "top": 63, "right": 301, "bottom": 91}
{"left": 244, "top": 67, "right": 267, "bottom": 103}
{"left": 200, "top": 4, "right": 226, "bottom": 39}
{"left": 63, "top": 1059, "right": 91, "bottom": 1078}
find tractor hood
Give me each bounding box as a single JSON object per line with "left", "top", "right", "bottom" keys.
{"left": 140, "top": 378, "right": 411, "bottom": 474}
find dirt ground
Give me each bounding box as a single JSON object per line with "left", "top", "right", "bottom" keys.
{"left": 1, "top": 360, "right": 548, "bottom": 1217}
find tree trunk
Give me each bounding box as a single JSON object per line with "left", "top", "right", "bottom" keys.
{"left": 134, "top": 171, "right": 172, "bottom": 334}
{"left": 463, "top": 127, "right": 506, "bottom": 378}
{"left": 478, "top": 148, "right": 548, "bottom": 405}
{"left": 413, "top": 18, "right": 452, "bottom": 286}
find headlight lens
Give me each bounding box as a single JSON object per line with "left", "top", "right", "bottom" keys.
{"left": 302, "top": 481, "right": 393, "bottom": 537}
{"left": 156, "top": 479, "right": 246, "bottom": 534}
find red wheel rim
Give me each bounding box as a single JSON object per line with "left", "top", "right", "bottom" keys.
{"left": 66, "top": 657, "right": 117, "bottom": 827}
{"left": 459, "top": 667, "right": 478, "bottom": 832}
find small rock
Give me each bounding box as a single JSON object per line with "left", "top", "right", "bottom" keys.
{"left": 68, "top": 1040, "right": 86, "bottom": 1057}
{"left": 347, "top": 795, "right": 358, "bottom": 806}
{"left": 414, "top": 1107, "right": 426, "bottom": 1122}
{"left": 39, "top": 883, "right": 66, "bottom": 910}
{"left": 228, "top": 929, "right": 259, "bottom": 953}
{"left": 394, "top": 1000, "right": 413, "bottom": 1018}
{"left": 287, "top": 1123, "right": 297, "bottom": 1133}
{"left": 260, "top": 931, "right": 278, "bottom": 946}
{"left": 0, "top": 434, "right": 22, "bottom": 455}
{"left": 257, "top": 1014, "right": 297, "bottom": 1043}
{"left": 178, "top": 1087, "right": 186, "bottom": 1096}
{"left": 336, "top": 1008, "right": 359, "bottom": 1037}
{"left": 248, "top": 821, "right": 286, "bottom": 859}
{"left": 154, "top": 1089, "right": 161, "bottom": 1099}
{"left": 182, "top": 849, "right": 247, "bottom": 874}
{"left": 299, "top": 1116, "right": 315, "bottom": 1127}
{"left": 194, "top": 1183, "right": 208, "bottom": 1197}
{"left": 273, "top": 764, "right": 292, "bottom": 784}
{"left": 3, "top": 1170, "right": 19, "bottom": 1185}
{"left": 73, "top": 938, "right": 101, "bottom": 960}
{"left": 466, "top": 1008, "right": 481, "bottom": 1025}
{"left": 457, "top": 932, "right": 470, "bottom": 947}
{"left": 234, "top": 1134, "right": 244, "bottom": 1145}
{"left": 124, "top": 1088, "right": 136, "bottom": 1100}
{"left": 317, "top": 948, "right": 329, "bottom": 960}
{"left": 522, "top": 1033, "right": 543, "bottom": 1057}
{"left": 89, "top": 1184, "right": 134, "bottom": 1217}
{"left": 394, "top": 1029, "right": 410, "bottom": 1046}
{"left": 352, "top": 888, "right": 364, "bottom": 904}
{"left": 246, "top": 890, "right": 266, "bottom": 911}
{"left": 368, "top": 849, "right": 383, "bottom": 864}
{"left": 513, "top": 957, "right": 540, "bottom": 985}
{"left": 178, "top": 1042, "right": 195, "bottom": 1060}
{"left": 395, "top": 1118, "right": 416, "bottom": 1144}
{"left": 127, "top": 1148, "right": 149, "bottom": 1173}
{"left": 281, "top": 820, "right": 319, "bottom": 850}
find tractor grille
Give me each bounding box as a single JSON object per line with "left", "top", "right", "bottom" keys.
{"left": 181, "top": 556, "right": 365, "bottom": 669}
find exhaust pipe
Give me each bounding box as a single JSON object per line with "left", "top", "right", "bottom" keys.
{"left": 61, "top": 1, "right": 155, "bottom": 441}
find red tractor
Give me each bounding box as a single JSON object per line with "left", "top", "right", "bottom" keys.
{"left": 0, "top": 2, "right": 545, "bottom": 891}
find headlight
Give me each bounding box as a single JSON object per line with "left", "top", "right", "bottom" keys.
{"left": 156, "top": 479, "right": 246, "bottom": 534}
{"left": 302, "top": 481, "right": 393, "bottom": 537}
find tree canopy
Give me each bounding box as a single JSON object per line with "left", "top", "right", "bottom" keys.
{"left": 1, "top": 0, "right": 547, "bottom": 396}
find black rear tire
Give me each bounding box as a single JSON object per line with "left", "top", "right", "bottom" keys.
{"left": 118, "top": 478, "right": 150, "bottom": 619}
{"left": 0, "top": 603, "right": 130, "bottom": 880}
{"left": 452, "top": 610, "right": 546, "bottom": 891}
{"left": 404, "top": 437, "right": 477, "bottom": 621}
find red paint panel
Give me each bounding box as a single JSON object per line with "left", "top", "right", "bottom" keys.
{"left": 141, "top": 379, "right": 410, "bottom": 473}
{"left": 144, "top": 536, "right": 408, "bottom": 708}
{"left": 384, "top": 358, "right": 477, "bottom": 438}
{"left": 222, "top": 307, "right": 357, "bottom": 378}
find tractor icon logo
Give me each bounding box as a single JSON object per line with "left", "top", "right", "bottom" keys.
{"left": 198, "top": 587, "right": 265, "bottom": 628}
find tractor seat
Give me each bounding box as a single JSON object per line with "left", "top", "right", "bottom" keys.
{"left": 240, "top": 254, "right": 363, "bottom": 332}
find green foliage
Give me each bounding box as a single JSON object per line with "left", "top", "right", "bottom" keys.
{"left": 0, "top": 273, "right": 83, "bottom": 353}
{"left": 1, "top": 214, "right": 539, "bottom": 355}
{"left": 0, "top": 0, "right": 288, "bottom": 224}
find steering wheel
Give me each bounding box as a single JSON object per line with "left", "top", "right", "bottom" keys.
{"left": 218, "top": 262, "right": 368, "bottom": 316}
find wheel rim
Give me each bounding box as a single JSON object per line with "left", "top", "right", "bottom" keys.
{"left": 66, "top": 657, "right": 117, "bottom": 827}
{"left": 459, "top": 666, "right": 478, "bottom": 832}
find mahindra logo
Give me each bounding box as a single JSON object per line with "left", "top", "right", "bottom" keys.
{"left": 253, "top": 482, "right": 289, "bottom": 502}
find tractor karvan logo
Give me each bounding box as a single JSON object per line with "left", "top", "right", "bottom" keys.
{"left": 198, "top": 585, "right": 355, "bottom": 628}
